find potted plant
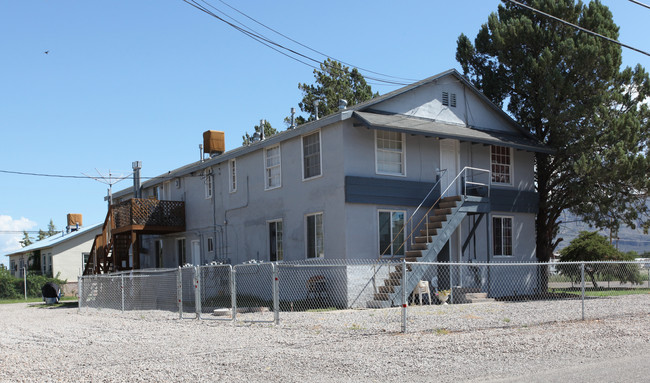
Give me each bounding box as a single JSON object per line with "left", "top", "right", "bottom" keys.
{"left": 436, "top": 289, "right": 451, "bottom": 305}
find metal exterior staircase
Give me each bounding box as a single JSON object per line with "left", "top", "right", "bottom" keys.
{"left": 368, "top": 167, "right": 491, "bottom": 308}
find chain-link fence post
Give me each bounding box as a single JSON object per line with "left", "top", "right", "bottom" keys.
{"left": 401, "top": 258, "right": 408, "bottom": 333}
{"left": 194, "top": 266, "right": 202, "bottom": 319}
{"left": 120, "top": 273, "right": 125, "bottom": 313}
{"left": 647, "top": 267, "right": 649, "bottom": 289}
{"left": 232, "top": 268, "right": 237, "bottom": 322}
{"left": 272, "top": 263, "right": 280, "bottom": 325}
{"left": 78, "top": 276, "right": 82, "bottom": 313}
{"left": 449, "top": 263, "right": 454, "bottom": 304}
{"left": 177, "top": 267, "right": 183, "bottom": 319}
{"left": 581, "top": 262, "right": 585, "bottom": 320}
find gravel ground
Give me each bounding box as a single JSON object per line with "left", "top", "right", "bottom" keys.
{"left": 1, "top": 296, "right": 649, "bottom": 382}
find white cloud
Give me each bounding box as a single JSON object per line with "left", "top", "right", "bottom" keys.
{"left": 0, "top": 215, "right": 37, "bottom": 263}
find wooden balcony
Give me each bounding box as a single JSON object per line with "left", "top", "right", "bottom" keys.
{"left": 111, "top": 198, "right": 185, "bottom": 235}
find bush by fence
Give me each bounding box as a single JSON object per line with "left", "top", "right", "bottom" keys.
{"left": 0, "top": 268, "right": 66, "bottom": 299}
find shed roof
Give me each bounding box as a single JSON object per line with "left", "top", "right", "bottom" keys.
{"left": 5, "top": 223, "right": 102, "bottom": 257}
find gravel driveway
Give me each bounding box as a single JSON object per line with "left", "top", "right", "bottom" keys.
{"left": 1, "top": 298, "right": 649, "bottom": 382}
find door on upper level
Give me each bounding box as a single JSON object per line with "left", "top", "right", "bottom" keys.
{"left": 440, "top": 139, "right": 460, "bottom": 196}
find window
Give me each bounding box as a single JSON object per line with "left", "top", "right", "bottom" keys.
{"left": 442, "top": 92, "right": 449, "bottom": 106}
{"left": 450, "top": 93, "right": 457, "bottom": 107}
{"left": 265, "top": 145, "right": 281, "bottom": 189}
{"left": 268, "top": 220, "right": 283, "bottom": 262}
{"left": 306, "top": 213, "right": 324, "bottom": 258}
{"left": 491, "top": 145, "right": 512, "bottom": 185}
{"left": 302, "top": 131, "right": 321, "bottom": 180}
{"left": 229, "top": 159, "right": 237, "bottom": 193}
{"left": 205, "top": 173, "right": 213, "bottom": 199}
{"left": 376, "top": 130, "right": 405, "bottom": 175}
{"left": 177, "top": 238, "right": 186, "bottom": 266}
{"left": 155, "top": 240, "right": 163, "bottom": 268}
{"left": 42, "top": 254, "right": 47, "bottom": 274}
{"left": 493, "top": 216, "right": 513, "bottom": 256}
{"left": 207, "top": 237, "right": 214, "bottom": 253}
{"left": 378, "top": 210, "right": 406, "bottom": 256}
{"left": 48, "top": 255, "right": 52, "bottom": 273}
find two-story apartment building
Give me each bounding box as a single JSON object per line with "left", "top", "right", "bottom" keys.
{"left": 87, "top": 69, "right": 550, "bottom": 300}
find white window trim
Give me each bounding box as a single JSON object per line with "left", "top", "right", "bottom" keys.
{"left": 207, "top": 237, "right": 214, "bottom": 253}
{"left": 229, "top": 159, "right": 237, "bottom": 193}
{"left": 378, "top": 209, "right": 407, "bottom": 257}
{"left": 204, "top": 173, "right": 213, "bottom": 199}
{"left": 267, "top": 219, "right": 284, "bottom": 262}
{"left": 305, "top": 212, "right": 324, "bottom": 259}
{"left": 177, "top": 237, "right": 186, "bottom": 266}
{"left": 264, "top": 144, "right": 282, "bottom": 190}
{"left": 490, "top": 145, "right": 514, "bottom": 187}
{"left": 301, "top": 130, "right": 323, "bottom": 181}
{"left": 375, "top": 130, "right": 407, "bottom": 177}
{"left": 492, "top": 215, "right": 514, "bottom": 257}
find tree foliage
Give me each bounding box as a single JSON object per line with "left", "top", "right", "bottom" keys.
{"left": 297, "top": 59, "right": 377, "bottom": 123}
{"left": 242, "top": 119, "right": 278, "bottom": 145}
{"left": 557, "top": 231, "right": 643, "bottom": 287}
{"left": 456, "top": 0, "right": 650, "bottom": 263}
{"left": 20, "top": 231, "right": 33, "bottom": 248}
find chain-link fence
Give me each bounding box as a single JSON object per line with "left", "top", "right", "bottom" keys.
{"left": 79, "top": 260, "right": 650, "bottom": 333}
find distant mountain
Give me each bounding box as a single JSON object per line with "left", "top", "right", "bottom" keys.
{"left": 556, "top": 211, "right": 650, "bottom": 255}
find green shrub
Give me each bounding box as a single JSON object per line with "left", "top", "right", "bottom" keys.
{"left": 0, "top": 268, "right": 66, "bottom": 299}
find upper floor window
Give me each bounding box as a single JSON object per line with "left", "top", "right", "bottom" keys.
{"left": 492, "top": 216, "right": 513, "bottom": 256}
{"left": 376, "top": 130, "right": 405, "bottom": 176}
{"left": 265, "top": 145, "right": 281, "bottom": 189}
{"left": 491, "top": 145, "right": 513, "bottom": 185}
{"left": 229, "top": 159, "right": 237, "bottom": 193}
{"left": 302, "top": 131, "right": 322, "bottom": 180}
{"left": 205, "top": 173, "right": 213, "bottom": 199}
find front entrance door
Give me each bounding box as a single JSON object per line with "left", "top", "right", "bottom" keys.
{"left": 439, "top": 139, "right": 460, "bottom": 196}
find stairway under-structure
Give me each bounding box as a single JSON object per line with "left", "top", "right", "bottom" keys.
{"left": 369, "top": 167, "right": 490, "bottom": 308}
{"left": 83, "top": 198, "right": 185, "bottom": 275}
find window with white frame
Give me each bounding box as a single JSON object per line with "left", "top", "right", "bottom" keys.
{"left": 492, "top": 216, "right": 513, "bottom": 256}
{"left": 204, "top": 173, "right": 213, "bottom": 199}
{"left": 306, "top": 213, "right": 324, "bottom": 258}
{"left": 376, "top": 130, "right": 405, "bottom": 175}
{"left": 265, "top": 145, "right": 281, "bottom": 189}
{"left": 229, "top": 159, "right": 237, "bottom": 193}
{"left": 491, "top": 145, "right": 512, "bottom": 185}
{"left": 268, "top": 220, "right": 283, "bottom": 262}
{"left": 177, "top": 238, "right": 186, "bottom": 266}
{"left": 207, "top": 237, "right": 214, "bottom": 253}
{"left": 302, "top": 131, "right": 321, "bottom": 180}
{"left": 378, "top": 210, "right": 405, "bottom": 257}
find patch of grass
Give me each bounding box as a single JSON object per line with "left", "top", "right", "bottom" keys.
{"left": 550, "top": 288, "right": 650, "bottom": 297}
{"left": 503, "top": 318, "right": 511, "bottom": 323}
{"left": 434, "top": 328, "right": 450, "bottom": 335}
{"left": 348, "top": 323, "right": 364, "bottom": 330}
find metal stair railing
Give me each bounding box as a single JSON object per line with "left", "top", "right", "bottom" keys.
{"left": 379, "top": 167, "right": 491, "bottom": 261}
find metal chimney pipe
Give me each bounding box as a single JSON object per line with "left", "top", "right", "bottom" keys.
{"left": 199, "top": 144, "right": 204, "bottom": 162}
{"left": 290, "top": 107, "right": 296, "bottom": 129}
{"left": 338, "top": 99, "right": 348, "bottom": 110}
{"left": 132, "top": 161, "right": 142, "bottom": 199}
{"left": 260, "top": 119, "right": 265, "bottom": 140}
{"left": 314, "top": 100, "right": 320, "bottom": 121}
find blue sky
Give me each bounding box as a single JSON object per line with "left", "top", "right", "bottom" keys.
{"left": 1, "top": 0, "right": 648, "bottom": 265}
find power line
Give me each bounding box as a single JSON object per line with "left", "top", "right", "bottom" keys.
{"left": 182, "top": 0, "right": 410, "bottom": 86}
{"left": 628, "top": 0, "right": 650, "bottom": 10}
{"left": 214, "top": 0, "right": 417, "bottom": 82}
{"left": 505, "top": 0, "right": 650, "bottom": 57}
{"left": 0, "top": 169, "right": 198, "bottom": 181}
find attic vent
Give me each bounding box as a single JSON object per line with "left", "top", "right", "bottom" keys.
{"left": 450, "top": 93, "right": 457, "bottom": 108}
{"left": 442, "top": 92, "right": 449, "bottom": 106}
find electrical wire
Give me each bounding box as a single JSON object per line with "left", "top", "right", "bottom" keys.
{"left": 182, "top": 0, "right": 410, "bottom": 86}
{"left": 505, "top": 0, "right": 650, "bottom": 57}
{"left": 0, "top": 169, "right": 197, "bottom": 181}
{"left": 214, "top": 0, "right": 418, "bottom": 82}
{"left": 628, "top": 0, "right": 650, "bottom": 10}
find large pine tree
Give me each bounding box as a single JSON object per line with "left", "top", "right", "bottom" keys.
{"left": 456, "top": 0, "right": 650, "bottom": 265}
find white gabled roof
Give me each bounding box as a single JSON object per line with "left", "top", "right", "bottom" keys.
{"left": 5, "top": 223, "right": 102, "bottom": 257}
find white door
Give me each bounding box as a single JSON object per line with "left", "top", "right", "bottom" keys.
{"left": 191, "top": 240, "right": 201, "bottom": 266}
{"left": 439, "top": 139, "right": 460, "bottom": 197}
